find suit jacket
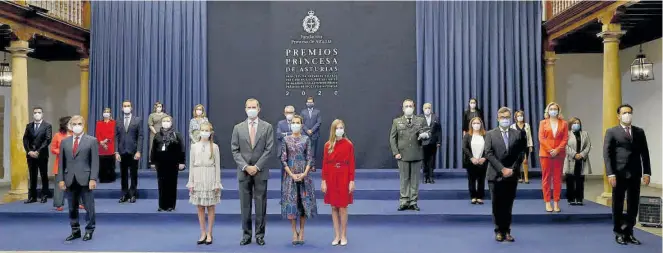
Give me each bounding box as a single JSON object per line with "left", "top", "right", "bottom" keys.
{"left": 563, "top": 130, "right": 592, "bottom": 175}
{"left": 484, "top": 127, "right": 526, "bottom": 182}
{"left": 23, "top": 121, "right": 52, "bottom": 159}
{"left": 276, "top": 119, "right": 292, "bottom": 144}
{"left": 462, "top": 133, "right": 487, "bottom": 166}
{"left": 301, "top": 108, "right": 321, "bottom": 140}
{"left": 231, "top": 118, "right": 274, "bottom": 181}
{"left": 115, "top": 115, "right": 143, "bottom": 155}
{"left": 389, "top": 115, "right": 426, "bottom": 162}
{"left": 538, "top": 119, "right": 569, "bottom": 158}
{"left": 56, "top": 134, "right": 100, "bottom": 186}
{"left": 421, "top": 113, "right": 441, "bottom": 146}
{"left": 603, "top": 125, "right": 651, "bottom": 179}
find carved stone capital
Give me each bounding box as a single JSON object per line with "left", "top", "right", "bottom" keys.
{"left": 10, "top": 25, "right": 34, "bottom": 42}
{"left": 79, "top": 58, "right": 89, "bottom": 72}
{"left": 597, "top": 29, "right": 625, "bottom": 43}
{"left": 544, "top": 51, "right": 557, "bottom": 65}
{"left": 5, "top": 40, "right": 33, "bottom": 58}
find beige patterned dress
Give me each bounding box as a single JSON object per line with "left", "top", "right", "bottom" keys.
{"left": 187, "top": 142, "right": 222, "bottom": 206}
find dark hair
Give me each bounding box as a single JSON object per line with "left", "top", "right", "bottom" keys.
{"left": 59, "top": 116, "right": 72, "bottom": 133}
{"left": 122, "top": 100, "right": 132, "bottom": 105}
{"left": 617, "top": 104, "right": 633, "bottom": 114}
{"left": 467, "top": 98, "right": 481, "bottom": 111}
{"left": 33, "top": 106, "right": 43, "bottom": 112}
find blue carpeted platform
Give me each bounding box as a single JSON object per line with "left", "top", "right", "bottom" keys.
{"left": 0, "top": 169, "right": 659, "bottom": 252}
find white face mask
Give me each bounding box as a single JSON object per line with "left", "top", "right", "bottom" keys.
{"left": 72, "top": 125, "right": 84, "bottom": 134}
{"left": 424, "top": 109, "right": 431, "bottom": 115}
{"left": 196, "top": 110, "right": 203, "bottom": 116}
{"left": 472, "top": 123, "right": 481, "bottom": 131}
{"left": 156, "top": 107, "right": 163, "bottom": 113}
{"left": 403, "top": 107, "right": 414, "bottom": 116}
{"left": 335, "top": 128, "right": 344, "bottom": 137}
{"left": 33, "top": 113, "right": 42, "bottom": 121}
{"left": 517, "top": 116, "right": 524, "bottom": 122}
{"left": 102, "top": 112, "right": 111, "bottom": 118}
{"left": 285, "top": 114, "right": 294, "bottom": 121}
{"left": 469, "top": 103, "right": 476, "bottom": 109}
{"left": 291, "top": 124, "right": 302, "bottom": 133}
{"left": 246, "top": 108, "right": 258, "bottom": 118}
{"left": 199, "top": 131, "right": 211, "bottom": 139}
{"left": 621, "top": 113, "right": 632, "bottom": 124}
{"left": 162, "top": 121, "right": 172, "bottom": 129}
{"left": 123, "top": 107, "right": 131, "bottom": 114}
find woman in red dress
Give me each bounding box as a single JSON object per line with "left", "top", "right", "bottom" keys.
{"left": 321, "top": 119, "right": 355, "bottom": 246}
{"left": 96, "top": 107, "right": 117, "bottom": 183}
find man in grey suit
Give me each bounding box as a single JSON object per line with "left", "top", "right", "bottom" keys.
{"left": 231, "top": 98, "right": 274, "bottom": 246}
{"left": 57, "top": 115, "right": 99, "bottom": 242}
{"left": 390, "top": 99, "right": 429, "bottom": 211}
{"left": 484, "top": 107, "right": 526, "bottom": 242}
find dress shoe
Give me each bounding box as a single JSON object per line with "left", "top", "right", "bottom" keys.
{"left": 55, "top": 206, "right": 64, "bottom": 211}
{"left": 576, "top": 201, "right": 584, "bottom": 206}
{"left": 429, "top": 178, "right": 435, "bottom": 184}
{"left": 626, "top": 235, "right": 641, "bottom": 245}
{"left": 82, "top": 232, "right": 93, "bottom": 241}
{"left": 423, "top": 178, "right": 429, "bottom": 184}
{"left": 40, "top": 196, "right": 48, "bottom": 203}
{"left": 615, "top": 235, "right": 627, "bottom": 245}
{"left": 158, "top": 208, "right": 165, "bottom": 212}
{"left": 397, "top": 205, "right": 408, "bottom": 211}
{"left": 119, "top": 196, "right": 128, "bottom": 203}
{"left": 24, "top": 198, "right": 37, "bottom": 204}
{"left": 340, "top": 238, "right": 348, "bottom": 246}
{"left": 476, "top": 199, "right": 484, "bottom": 205}
{"left": 495, "top": 233, "right": 504, "bottom": 242}
{"left": 239, "top": 237, "right": 251, "bottom": 245}
{"left": 471, "top": 199, "right": 477, "bottom": 204}
{"left": 197, "top": 235, "right": 207, "bottom": 245}
{"left": 129, "top": 196, "right": 137, "bottom": 203}
{"left": 256, "top": 237, "right": 265, "bottom": 246}
{"left": 65, "top": 232, "right": 81, "bottom": 241}
{"left": 409, "top": 204, "right": 420, "bottom": 211}
{"left": 504, "top": 233, "right": 515, "bottom": 242}
{"left": 568, "top": 201, "right": 577, "bottom": 206}
{"left": 205, "top": 236, "right": 213, "bottom": 245}
{"left": 331, "top": 239, "right": 340, "bottom": 246}
{"left": 167, "top": 208, "right": 174, "bottom": 212}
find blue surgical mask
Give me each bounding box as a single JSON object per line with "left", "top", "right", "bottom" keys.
{"left": 548, "top": 110, "right": 559, "bottom": 117}
{"left": 572, "top": 124, "right": 580, "bottom": 132}
{"left": 499, "top": 119, "right": 511, "bottom": 128}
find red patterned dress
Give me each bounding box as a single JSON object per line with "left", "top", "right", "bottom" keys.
{"left": 322, "top": 138, "right": 356, "bottom": 208}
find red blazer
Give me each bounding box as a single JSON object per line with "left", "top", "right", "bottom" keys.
{"left": 50, "top": 132, "right": 71, "bottom": 174}
{"left": 538, "top": 118, "right": 569, "bottom": 158}
{"left": 96, "top": 119, "right": 116, "bottom": 156}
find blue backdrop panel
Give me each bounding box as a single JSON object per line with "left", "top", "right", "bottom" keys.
{"left": 89, "top": 1, "right": 208, "bottom": 169}
{"left": 207, "top": 1, "right": 416, "bottom": 169}
{"left": 416, "top": 1, "right": 544, "bottom": 169}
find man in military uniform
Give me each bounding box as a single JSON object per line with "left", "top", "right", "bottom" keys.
{"left": 390, "top": 99, "right": 430, "bottom": 211}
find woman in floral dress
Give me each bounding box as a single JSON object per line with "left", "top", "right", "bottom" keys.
{"left": 186, "top": 122, "right": 222, "bottom": 245}
{"left": 280, "top": 115, "right": 317, "bottom": 245}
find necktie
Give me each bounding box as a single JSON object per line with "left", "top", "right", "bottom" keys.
{"left": 124, "top": 117, "right": 130, "bottom": 131}
{"left": 502, "top": 131, "right": 509, "bottom": 150}
{"left": 407, "top": 117, "right": 412, "bottom": 124}
{"left": 249, "top": 122, "right": 256, "bottom": 147}
{"left": 73, "top": 136, "right": 79, "bottom": 155}
{"left": 625, "top": 127, "right": 632, "bottom": 140}
{"left": 308, "top": 109, "right": 312, "bottom": 118}
{"left": 35, "top": 123, "right": 39, "bottom": 131}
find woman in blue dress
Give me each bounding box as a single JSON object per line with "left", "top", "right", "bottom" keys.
{"left": 281, "top": 115, "right": 318, "bottom": 245}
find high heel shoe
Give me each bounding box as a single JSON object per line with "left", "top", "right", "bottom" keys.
{"left": 197, "top": 235, "right": 207, "bottom": 245}
{"left": 331, "top": 239, "right": 340, "bottom": 246}
{"left": 553, "top": 202, "right": 561, "bottom": 212}
{"left": 545, "top": 202, "right": 553, "bottom": 212}
{"left": 340, "top": 238, "right": 348, "bottom": 246}
{"left": 205, "top": 235, "right": 213, "bottom": 245}
{"left": 292, "top": 232, "right": 299, "bottom": 245}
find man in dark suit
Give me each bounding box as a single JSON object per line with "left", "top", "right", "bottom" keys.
{"left": 276, "top": 105, "right": 295, "bottom": 153}
{"left": 22, "top": 106, "right": 52, "bottom": 203}
{"left": 604, "top": 104, "right": 651, "bottom": 245}
{"left": 421, "top": 103, "right": 441, "bottom": 184}
{"left": 484, "top": 107, "right": 526, "bottom": 242}
{"left": 57, "top": 115, "right": 99, "bottom": 241}
{"left": 301, "top": 97, "right": 321, "bottom": 170}
{"left": 231, "top": 98, "right": 274, "bottom": 246}
{"left": 115, "top": 100, "right": 143, "bottom": 203}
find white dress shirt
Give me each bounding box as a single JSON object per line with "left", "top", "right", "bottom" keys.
{"left": 470, "top": 134, "right": 485, "bottom": 159}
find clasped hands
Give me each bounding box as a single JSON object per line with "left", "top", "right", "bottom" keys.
{"left": 501, "top": 168, "right": 514, "bottom": 178}
{"left": 470, "top": 157, "right": 486, "bottom": 165}
{"left": 573, "top": 153, "right": 583, "bottom": 160}
{"left": 245, "top": 165, "right": 259, "bottom": 176}
{"left": 289, "top": 170, "right": 308, "bottom": 182}
{"left": 59, "top": 180, "right": 96, "bottom": 191}
{"left": 417, "top": 132, "right": 430, "bottom": 140}
{"left": 548, "top": 149, "right": 559, "bottom": 157}
{"left": 27, "top": 151, "right": 39, "bottom": 158}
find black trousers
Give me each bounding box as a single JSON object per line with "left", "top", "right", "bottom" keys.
{"left": 27, "top": 156, "right": 49, "bottom": 198}
{"left": 612, "top": 175, "right": 641, "bottom": 236}
{"left": 98, "top": 155, "right": 116, "bottom": 183}
{"left": 467, "top": 163, "right": 487, "bottom": 199}
{"left": 423, "top": 144, "right": 437, "bottom": 179}
{"left": 68, "top": 179, "right": 96, "bottom": 233}
{"left": 565, "top": 175, "right": 585, "bottom": 202}
{"left": 156, "top": 162, "right": 179, "bottom": 209}
{"left": 120, "top": 154, "right": 138, "bottom": 197}
{"left": 489, "top": 180, "right": 518, "bottom": 234}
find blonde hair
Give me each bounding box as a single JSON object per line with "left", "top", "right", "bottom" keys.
{"left": 193, "top": 104, "right": 206, "bottom": 118}
{"left": 200, "top": 122, "right": 215, "bottom": 159}
{"left": 544, "top": 102, "right": 563, "bottom": 119}
{"left": 326, "top": 119, "right": 347, "bottom": 154}
{"left": 467, "top": 117, "right": 486, "bottom": 136}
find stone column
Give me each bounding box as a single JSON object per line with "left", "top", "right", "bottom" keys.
{"left": 79, "top": 58, "right": 89, "bottom": 130}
